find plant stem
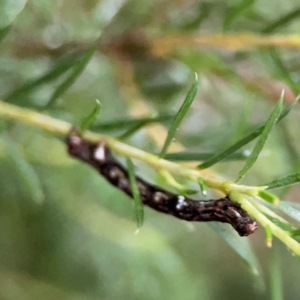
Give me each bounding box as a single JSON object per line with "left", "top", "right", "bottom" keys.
{"left": 231, "top": 192, "right": 300, "bottom": 256}
{"left": 0, "top": 100, "right": 265, "bottom": 196}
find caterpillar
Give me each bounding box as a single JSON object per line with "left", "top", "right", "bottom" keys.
{"left": 66, "top": 127, "right": 257, "bottom": 236}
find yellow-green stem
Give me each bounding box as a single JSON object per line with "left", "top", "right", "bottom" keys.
{"left": 0, "top": 100, "right": 265, "bottom": 196}
{"left": 231, "top": 192, "right": 300, "bottom": 256}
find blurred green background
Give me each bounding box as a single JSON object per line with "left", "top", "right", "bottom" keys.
{"left": 1, "top": 0, "right": 300, "bottom": 299}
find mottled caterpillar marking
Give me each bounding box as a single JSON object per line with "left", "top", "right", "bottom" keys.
{"left": 66, "top": 128, "right": 257, "bottom": 236}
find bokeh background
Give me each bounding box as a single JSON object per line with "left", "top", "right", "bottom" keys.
{"left": 1, "top": 0, "right": 300, "bottom": 299}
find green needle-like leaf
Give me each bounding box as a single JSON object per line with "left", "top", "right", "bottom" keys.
{"left": 93, "top": 114, "right": 174, "bottom": 132}
{"left": 277, "top": 202, "right": 300, "bottom": 223}
{"left": 159, "top": 74, "right": 198, "bottom": 158}
{"left": 266, "top": 48, "right": 300, "bottom": 95}
{"left": 223, "top": 0, "right": 256, "bottom": 31}
{"left": 263, "top": 214, "right": 300, "bottom": 243}
{"left": 236, "top": 94, "right": 283, "bottom": 182}
{"left": 80, "top": 100, "right": 101, "bottom": 132}
{"left": 44, "top": 40, "right": 98, "bottom": 109}
{"left": 289, "top": 228, "right": 300, "bottom": 237}
{"left": 264, "top": 214, "right": 294, "bottom": 232}
{"left": 209, "top": 222, "right": 263, "bottom": 278}
{"left": 126, "top": 158, "right": 144, "bottom": 228}
{"left": 117, "top": 120, "right": 148, "bottom": 140}
{"left": 197, "top": 177, "right": 207, "bottom": 196}
{"left": 264, "top": 173, "right": 300, "bottom": 189}
{"left": 3, "top": 136, "right": 44, "bottom": 204}
{"left": 0, "top": 25, "right": 11, "bottom": 43}
{"left": 5, "top": 54, "right": 78, "bottom": 102}
{"left": 270, "top": 243, "right": 283, "bottom": 300}
{"left": 258, "top": 190, "right": 279, "bottom": 205}
{"left": 165, "top": 151, "right": 249, "bottom": 161}
{"left": 262, "top": 7, "right": 300, "bottom": 33}
{"left": 265, "top": 225, "right": 272, "bottom": 248}
{"left": 198, "top": 95, "right": 299, "bottom": 170}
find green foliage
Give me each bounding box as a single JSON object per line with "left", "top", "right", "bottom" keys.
{"left": 165, "top": 150, "right": 249, "bottom": 161}
{"left": 80, "top": 99, "right": 101, "bottom": 132}
{"left": 258, "top": 190, "right": 279, "bottom": 205}
{"left": 223, "top": 0, "right": 256, "bottom": 31}
{"left": 45, "top": 41, "right": 99, "bottom": 108}
{"left": 236, "top": 94, "right": 282, "bottom": 182}
{"left": 262, "top": 6, "right": 300, "bottom": 33}
{"left": 93, "top": 114, "right": 174, "bottom": 132}
{"left": 0, "top": 0, "right": 27, "bottom": 29}
{"left": 198, "top": 94, "right": 297, "bottom": 170}
{"left": 118, "top": 119, "right": 148, "bottom": 140}
{"left": 278, "top": 202, "right": 300, "bottom": 223}
{"left": 126, "top": 157, "right": 144, "bottom": 228}
{"left": 265, "top": 173, "right": 300, "bottom": 189}
{"left": 159, "top": 74, "right": 198, "bottom": 158}
{"left": 197, "top": 177, "right": 207, "bottom": 196}
{"left": 209, "top": 222, "right": 262, "bottom": 277}
{"left": 5, "top": 54, "right": 78, "bottom": 102}
{"left": 3, "top": 135, "right": 44, "bottom": 204}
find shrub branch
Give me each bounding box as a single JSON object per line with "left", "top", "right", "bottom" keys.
{"left": 1, "top": 100, "right": 300, "bottom": 255}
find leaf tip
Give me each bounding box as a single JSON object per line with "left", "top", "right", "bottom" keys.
{"left": 194, "top": 72, "right": 198, "bottom": 83}
{"left": 265, "top": 225, "right": 272, "bottom": 248}
{"left": 258, "top": 190, "right": 279, "bottom": 205}
{"left": 266, "top": 239, "right": 272, "bottom": 248}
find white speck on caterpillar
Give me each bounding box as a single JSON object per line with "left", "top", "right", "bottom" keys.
{"left": 94, "top": 145, "right": 105, "bottom": 161}
{"left": 229, "top": 207, "right": 241, "bottom": 218}
{"left": 153, "top": 192, "right": 165, "bottom": 202}
{"left": 176, "top": 195, "right": 187, "bottom": 210}
{"left": 71, "top": 135, "right": 81, "bottom": 145}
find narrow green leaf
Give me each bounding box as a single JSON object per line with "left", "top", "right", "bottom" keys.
{"left": 0, "top": 25, "right": 11, "bottom": 42}
{"left": 263, "top": 215, "right": 300, "bottom": 242}
{"left": 126, "top": 158, "right": 144, "bottom": 228}
{"left": 270, "top": 243, "right": 283, "bottom": 300}
{"left": 93, "top": 114, "right": 174, "bottom": 131}
{"left": 258, "top": 190, "right": 279, "bottom": 205}
{"left": 0, "top": 0, "right": 27, "bottom": 29}
{"left": 165, "top": 150, "right": 249, "bottom": 161}
{"left": 3, "top": 136, "right": 44, "bottom": 204}
{"left": 118, "top": 120, "right": 147, "bottom": 140}
{"left": 266, "top": 48, "right": 300, "bottom": 95}
{"left": 265, "top": 225, "right": 272, "bottom": 248}
{"left": 198, "top": 96, "right": 299, "bottom": 169}
{"left": 223, "top": 0, "right": 256, "bottom": 31}
{"left": 44, "top": 40, "right": 98, "bottom": 108}
{"left": 263, "top": 214, "right": 300, "bottom": 243}
{"left": 289, "top": 228, "right": 300, "bottom": 237}
{"left": 158, "top": 170, "right": 197, "bottom": 196}
{"left": 181, "top": 189, "right": 199, "bottom": 195}
{"left": 159, "top": 74, "right": 198, "bottom": 158}
{"left": 264, "top": 173, "right": 300, "bottom": 190}
{"left": 5, "top": 54, "right": 78, "bottom": 102}
{"left": 283, "top": 201, "right": 300, "bottom": 211}
{"left": 80, "top": 99, "right": 101, "bottom": 132}
{"left": 209, "top": 222, "right": 263, "bottom": 278}
{"left": 262, "top": 7, "right": 300, "bottom": 33}
{"left": 236, "top": 95, "right": 283, "bottom": 182}
{"left": 197, "top": 177, "right": 207, "bottom": 196}
{"left": 265, "top": 214, "right": 293, "bottom": 230}
{"left": 277, "top": 202, "right": 300, "bottom": 223}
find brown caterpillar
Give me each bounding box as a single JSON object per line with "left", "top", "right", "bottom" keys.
{"left": 66, "top": 128, "right": 257, "bottom": 236}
